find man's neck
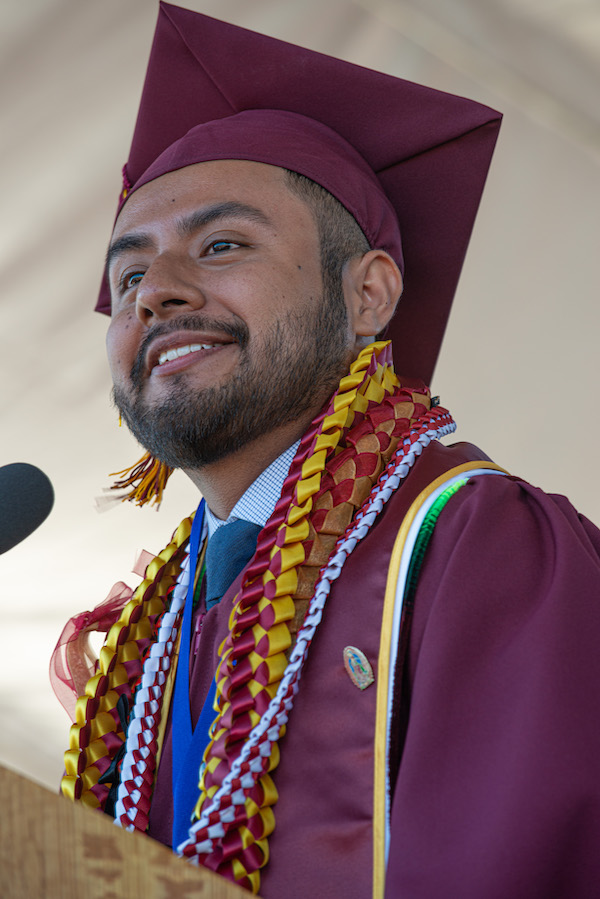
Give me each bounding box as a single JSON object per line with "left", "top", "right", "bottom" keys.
{"left": 183, "top": 418, "right": 311, "bottom": 519}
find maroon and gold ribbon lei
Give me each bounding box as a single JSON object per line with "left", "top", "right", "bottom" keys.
{"left": 61, "top": 341, "right": 446, "bottom": 892}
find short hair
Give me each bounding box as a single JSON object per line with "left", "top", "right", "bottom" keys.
{"left": 284, "top": 170, "right": 370, "bottom": 299}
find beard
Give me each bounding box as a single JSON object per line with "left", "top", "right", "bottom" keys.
{"left": 112, "top": 289, "right": 352, "bottom": 470}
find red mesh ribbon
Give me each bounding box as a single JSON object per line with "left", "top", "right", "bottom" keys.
{"left": 50, "top": 582, "right": 134, "bottom": 720}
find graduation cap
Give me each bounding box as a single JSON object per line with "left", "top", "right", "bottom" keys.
{"left": 97, "top": 1, "right": 502, "bottom": 384}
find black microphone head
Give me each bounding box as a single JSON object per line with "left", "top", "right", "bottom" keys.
{"left": 0, "top": 463, "right": 55, "bottom": 554}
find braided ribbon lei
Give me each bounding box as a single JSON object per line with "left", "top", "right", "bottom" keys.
{"left": 62, "top": 341, "right": 455, "bottom": 893}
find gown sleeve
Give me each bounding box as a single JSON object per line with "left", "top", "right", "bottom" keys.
{"left": 386, "top": 474, "right": 600, "bottom": 899}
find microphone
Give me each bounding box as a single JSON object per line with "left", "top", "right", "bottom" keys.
{"left": 0, "top": 463, "right": 55, "bottom": 554}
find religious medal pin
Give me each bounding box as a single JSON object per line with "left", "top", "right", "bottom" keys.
{"left": 343, "top": 646, "right": 375, "bottom": 690}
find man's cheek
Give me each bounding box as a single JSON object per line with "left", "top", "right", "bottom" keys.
{"left": 106, "top": 341, "right": 125, "bottom": 382}
{"left": 106, "top": 321, "right": 137, "bottom": 379}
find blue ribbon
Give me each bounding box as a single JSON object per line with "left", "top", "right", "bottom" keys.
{"left": 171, "top": 499, "right": 219, "bottom": 849}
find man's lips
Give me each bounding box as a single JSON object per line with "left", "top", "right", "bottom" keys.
{"left": 145, "top": 332, "right": 237, "bottom": 374}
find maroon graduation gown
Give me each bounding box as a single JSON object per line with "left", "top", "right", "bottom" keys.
{"left": 147, "top": 441, "right": 600, "bottom": 897}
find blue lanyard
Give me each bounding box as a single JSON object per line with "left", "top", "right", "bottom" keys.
{"left": 171, "top": 499, "right": 218, "bottom": 849}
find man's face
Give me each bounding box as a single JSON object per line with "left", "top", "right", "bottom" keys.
{"left": 106, "top": 160, "right": 357, "bottom": 469}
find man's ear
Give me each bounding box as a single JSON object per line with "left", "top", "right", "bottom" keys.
{"left": 342, "top": 250, "right": 403, "bottom": 340}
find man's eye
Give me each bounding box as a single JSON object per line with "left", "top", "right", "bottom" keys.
{"left": 207, "top": 240, "right": 239, "bottom": 254}
{"left": 120, "top": 271, "right": 144, "bottom": 291}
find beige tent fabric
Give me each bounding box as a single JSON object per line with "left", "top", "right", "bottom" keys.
{"left": 1, "top": 0, "right": 598, "bottom": 789}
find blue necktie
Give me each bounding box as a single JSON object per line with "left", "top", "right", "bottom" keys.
{"left": 204, "top": 518, "right": 262, "bottom": 609}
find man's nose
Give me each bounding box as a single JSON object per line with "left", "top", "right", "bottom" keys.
{"left": 135, "top": 254, "right": 204, "bottom": 323}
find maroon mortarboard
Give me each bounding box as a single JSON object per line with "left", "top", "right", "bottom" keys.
{"left": 98, "top": 1, "right": 502, "bottom": 384}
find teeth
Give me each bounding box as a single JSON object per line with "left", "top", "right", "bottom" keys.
{"left": 157, "top": 343, "right": 220, "bottom": 366}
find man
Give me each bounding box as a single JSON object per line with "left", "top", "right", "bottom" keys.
{"left": 57, "top": 4, "right": 600, "bottom": 897}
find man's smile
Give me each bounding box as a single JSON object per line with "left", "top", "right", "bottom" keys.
{"left": 157, "top": 342, "right": 228, "bottom": 366}
{"left": 131, "top": 320, "right": 246, "bottom": 383}
{"left": 151, "top": 339, "right": 236, "bottom": 377}
{"left": 145, "top": 331, "right": 238, "bottom": 374}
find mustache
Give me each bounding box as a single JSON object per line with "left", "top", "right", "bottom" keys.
{"left": 129, "top": 313, "right": 250, "bottom": 386}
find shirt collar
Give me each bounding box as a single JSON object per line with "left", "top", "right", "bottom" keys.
{"left": 204, "top": 441, "right": 300, "bottom": 538}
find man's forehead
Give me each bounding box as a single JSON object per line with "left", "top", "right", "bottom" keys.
{"left": 112, "top": 159, "right": 291, "bottom": 230}
{"left": 107, "top": 164, "right": 317, "bottom": 275}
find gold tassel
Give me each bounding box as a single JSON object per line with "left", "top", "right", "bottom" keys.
{"left": 109, "top": 452, "right": 174, "bottom": 509}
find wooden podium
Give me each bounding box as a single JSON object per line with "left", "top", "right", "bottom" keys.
{"left": 1, "top": 765, "right": 259, "bottom": 898}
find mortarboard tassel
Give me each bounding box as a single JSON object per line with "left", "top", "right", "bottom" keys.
{"left": 108, "top": 452, "right": 173, "bottom": 508}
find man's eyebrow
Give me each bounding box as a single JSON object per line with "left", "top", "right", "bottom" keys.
{"left": 176, "top": 201, "right": 273, "bottom": 237}
{"left": 106, "top": 201, "right": 273, "bottom": 272}
{"left": 106, "top": 233, "right": 155, "bottom": 271}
